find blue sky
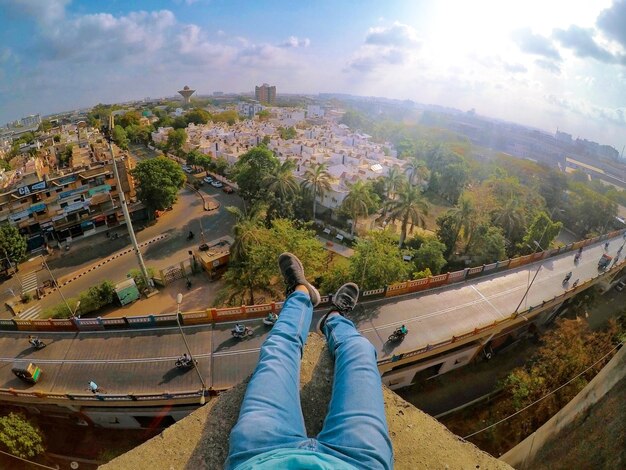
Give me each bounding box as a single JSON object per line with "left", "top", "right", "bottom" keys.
{"left": 1, "top": 0, "right": 625, "bottom": 152}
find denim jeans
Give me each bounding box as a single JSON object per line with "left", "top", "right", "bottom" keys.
{"left": 225, "top": 291, "right": 393, "bottom": 470}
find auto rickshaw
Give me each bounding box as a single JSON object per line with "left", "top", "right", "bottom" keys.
{"left": 11, "top": 361, "right": 42, "bottom": 384}
{"left": 598, "top": 253, "right": 612, "bottom": 271}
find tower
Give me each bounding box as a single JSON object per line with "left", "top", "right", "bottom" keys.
{"left": 255, "top": 83, "right": 276, "bottom": 105}
{"left": 178, "top": 85, "right": 195, "bottom": 104}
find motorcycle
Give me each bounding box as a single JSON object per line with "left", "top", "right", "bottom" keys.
{"left": 29, "top": 339, "right": 46, "bottom": 350}
{"left": 388, "top": 328, "right": 408, "bottom": 343}
{"left": 262, "top": 314, "right": 278, "bottom": 327}
{"left": 572, "top": 279, "right": 580, "bottom": 288}
{"left": 175, "top": 358, "right": 197, "bottom": 370}
{"left": 562, "top": 272, "right": 572, "bottom": 285}
{"left": 231, "top": 326, "right": 253, "bottom": 339}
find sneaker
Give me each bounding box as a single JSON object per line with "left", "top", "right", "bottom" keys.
{"left": 317, "top": 282, "right": 359, "bottom": 333}
{"left": 278, "top": 252, "right": 321, "bottom": 306}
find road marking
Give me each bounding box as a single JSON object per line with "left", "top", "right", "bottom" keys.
{"left": 20, "top": 272, "right": 38, "bottom": 294}
{"left": 18, "top": 304, "right": 41, "bottom": 320}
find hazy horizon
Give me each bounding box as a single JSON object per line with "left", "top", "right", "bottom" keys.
{"left": 1, "top": 0, "right": 625, "bottom": 151}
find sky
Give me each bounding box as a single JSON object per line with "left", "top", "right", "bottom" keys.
{"left": 1, "top": 0, "right": 625, "bottom": 152}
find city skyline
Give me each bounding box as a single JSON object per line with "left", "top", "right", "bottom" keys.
{"left": 1, "top": 0, "right": 625, "bottom": 151}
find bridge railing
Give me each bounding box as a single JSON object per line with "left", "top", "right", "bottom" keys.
{"left": 0, "top": 388, "right": 219, "bottom": 404}
{"left": 4, "top": 229, "right": 625, "bottom": 333}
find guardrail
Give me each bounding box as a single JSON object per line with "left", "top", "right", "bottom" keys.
{"left": 3, "top": 229, "right": 625, "bottom": 333}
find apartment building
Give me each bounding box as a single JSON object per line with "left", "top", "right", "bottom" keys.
{"left": 255, "top": 83, "right": 276, "bottom": 105}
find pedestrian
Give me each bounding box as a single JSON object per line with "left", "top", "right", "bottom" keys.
{"left": 226, "top": 253, "right": 393, "bottom": 470}
{"left": 88, "top": 380, "right": 99, "bottom": 393}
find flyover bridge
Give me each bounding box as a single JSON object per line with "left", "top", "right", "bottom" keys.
{"left": 1, "top": 230, "right": 624, "bottom": 428}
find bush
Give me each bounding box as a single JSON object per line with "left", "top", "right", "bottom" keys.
{"left": 128, "top": 267, "right": 155, "bottom": 293}
{"left": 0, "top": 413, "right": 45, "bottom": 459}
{"left": 42, "top": 280, "right": 116, "bottom": 319}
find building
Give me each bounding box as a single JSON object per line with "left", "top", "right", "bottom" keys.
{"left": 255, "top": 83, "right": 276, "bottom": 105}
{"left": 237, "top": 101, "right": 264, "bottom": 119}
{"left": 178, "top": 85, "right": 195, "bottom": 104}
{"left": 20, "top": 114, "right": 42, "bottom": 127}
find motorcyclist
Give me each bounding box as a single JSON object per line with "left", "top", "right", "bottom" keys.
{"left": 28, "top": 335, "right": 43, "bottom": 348}
{"left": 178, "top": 353, "right": 190, "bottom": 366}
{"left": 265, "top": 312, "right": 278, "bottom": 323}
{"left": 187, "top": 231, "right": 194, "bottom": 240}
{"left": 233, "top": 323, "right": 246, "bottom": 335}
{"left": 572, "top": 279, "right": 580, "bottom": 288}
{"left": 396, "top": 325, "right": 408, "bottom": 336}
{"left": 604, "top": 242, "right": 609, "bottom": 250}
{"left": 563, "top": 271, "right": 572, "bottom": 283}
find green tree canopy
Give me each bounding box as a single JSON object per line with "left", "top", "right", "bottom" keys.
{"left": 412, "top": 238, "right": 447, "bottom": 275}
{"left": 0, "top": 413, "right": 45, "bottom": 459}
{"left": 112, "top": 125, "right": 129, "bottom": 150}
{"left": 131, "top": 157, "right": 185, "bottom": 217}
{"left": 0, "top": 224, "right": 27, "bottom": 267}
{"left": 341, "top": 180, "right": 380, "bottom": 236}
{"left": 349, "top": 230, "right": 411, "bottom": 290}
{"left": 520, "top": 212, "right": 563, "bottom": 253}
{"left": 117, "top": 111, "right": 141, "bottom": 128}
{"left": 279, "top": 126, "right": 297, "bottom": 140}
{"left": 166, "top": 128, "right": 187, "bottom": 154}
{"left": 185, "top": 108, "right": 211, "bottom": 125}
{"left": 233, "top": 146, "right": 279, "bottom": 205}
{"left": 212, "top": 110, "right": 239, "bottom": 125}
{"left": 465, "top": 224, "right": 506, "bottom": 265}
{"left": 385, "top": 180, "right": 429, "bottom": 247}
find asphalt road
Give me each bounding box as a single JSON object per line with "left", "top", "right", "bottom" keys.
{"left": 1, "top": 234, "right": 624, "bottom": 396}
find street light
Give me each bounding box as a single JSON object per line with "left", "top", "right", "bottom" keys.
{"left": 175, "top": 293, "right": 207, "bottom": 405}
{"left": 40, "top": 255, "right": 77, "bottom": 318}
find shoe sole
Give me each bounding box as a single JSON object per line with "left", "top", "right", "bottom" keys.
{"left": 279, "top": 253, "right": 321, "bottom": 307}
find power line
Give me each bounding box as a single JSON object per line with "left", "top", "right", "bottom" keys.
{"left": 0, "top": 449, "right": 58, "bottom": 469}
{"left": 463, "top": 342, "right": 623, "bottom": 439}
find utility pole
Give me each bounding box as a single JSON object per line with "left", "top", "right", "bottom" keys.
{"left": 107, "top": 116, "right": 154, "bottom": 294}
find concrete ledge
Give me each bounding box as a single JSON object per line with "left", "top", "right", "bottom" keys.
{"left": 101, "top": 334, "right": 511, "bottom": 470}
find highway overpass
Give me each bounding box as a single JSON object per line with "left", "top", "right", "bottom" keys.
{"left": 1, "top": 230, "right": 624, "bottom": 429}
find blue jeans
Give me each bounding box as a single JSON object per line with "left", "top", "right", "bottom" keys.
{"left": 225, "top": 291, "right": 393, "bottom": 470}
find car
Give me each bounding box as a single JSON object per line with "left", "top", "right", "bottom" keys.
{"left": 181, "top": 165, "right": 192, "bottom": 173}
{"left": 222, "top": 186, "right": 234, "bottom": 194}
{"left": 211, "top": 180, "right": 223, "bottom": 188}
{"left": 616, "top": 280, "right": 626, "bottom": 292}
{"left": 203, "top": 176, "right": 213, "bottom": 184}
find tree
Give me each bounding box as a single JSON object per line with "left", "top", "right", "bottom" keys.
{"left": 341, "top": 180, "right": 379, "bottom": 236}
{"left": 233, "top": 146, "right": 279, "bottom": 205}
{"left": 131, "top": 157, "right": 186, "bottom": 217}
{"left": 258, "top": 110, "right": 271, "bottom": 121}
{"left": 448, "top": 195, "right": 476, "bottom": 254}
{"left": 227, "top": 205, "right": 266, "bottom": 263}
{"left": 0, "top": 413, "right": 45, "bottom": 459}
{"left": 212, "top": 110, "right": 239, "bottom": 125}
{"left": 427, "top": 147, "right": 469, "bottom": 203}
{"left": 493, "top": 196, "right": 527, "bottom": 249}
{"left": 520, "top": 212, "right": 562, "bottom": 253}
{"left": 405, "top": 157, "right": 429, "bottom": 186}
{"left": 185, "top": 108, "right": 211, "bottom": 125}
{"left": 117, "top": 111, "right": 141, "bottom": 128}
{"left": 112, "top": 125, "right": 129, "bottom": 150}
{"left": 172, "top": 116, "right": 188, "bottom": 129}
{"left": 166, "top": 128, "right": 187, "bottom": 154}
{"left": 465, "top": 224, "right": 506, "bottom": 265}
{"left": 412, "top": 238, "right": 447, "bottom": 275}
{"left": 383, "top": 167, "right": 405, "bottom": 200}
{"left": 220, "top": 218, "right": 326, "bottom": 305}
{"left": 263, "top": 159, "right": 299, "bottom": 221}
{"left": 302, "top": 162, "right": 332, "bottom": 220}
{"left": 0, "top": 224, "right": 27, "bottom": 268}
{"left": 385, "top": 181, "right": 429, "bottom": 247}
{"left": 349, "top": 230, "right": 411, "bottom": 290}
{"left": 279, "top": 126, "right": 297, "bottom": 140}
{"left": 38, "top": 119, "right": 52, "bottom": 132}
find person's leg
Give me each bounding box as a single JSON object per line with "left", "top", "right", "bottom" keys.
{"left": 317, "top": 284, "right": 394, "bottom": 470}
{"left": 225, "top": 253, "right": 320, "bottom": 469}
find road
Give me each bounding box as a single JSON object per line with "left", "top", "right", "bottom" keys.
{"left": 1, "top": 185, "right": 244, "bottom": 318}
{"left": 1, "top": 234, "right": 624, "bottom": 396}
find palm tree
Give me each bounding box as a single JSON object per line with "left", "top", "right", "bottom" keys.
{"left": 493, "top": 197, "right": 526, "bottom": 243}
{"left": 302, "top": 162, "right": 332, "bottom": 220}
{"left": 383, "top": 167, "right": 405, "bottom": 200}
{"left": 226, "top": 204, "right": 266, "bottom": 263}
{"left": 263, "top": 159, "right": 298, "bottom": 200}
{"left": 449, "top": 195, "right": 475, "bottom": 253}
{"left": 341, "top": 180, "right": 377, "bottom": 236}
{"left": 385, "top": 181, "right": 429, "bottom": 247}
{"left": 404, "top": 157, "right": 429, "bottom": 186}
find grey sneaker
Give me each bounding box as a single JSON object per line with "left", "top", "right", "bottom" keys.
{"left": 278, "top": 252, "right": 321, "bottom": 306}
{"left": 317, "top": 282, "right": 359, "bottom": 333}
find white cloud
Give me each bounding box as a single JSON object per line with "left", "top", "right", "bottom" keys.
{"left": 347, "top": 22, "right": 420, "bottom": 72}
{"left": 545, "top": 94, "right": 626, "bottom": 126}
{"left": 278, "top": 36, "right": 311, "bottom": 48}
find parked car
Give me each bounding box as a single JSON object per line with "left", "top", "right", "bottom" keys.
{"left": 211, "top": 180, "right": 223, "bottom": 188}
{"left": 222, "top": 186, "right": 234, "bottom": 194}
{"left": 616, "top": 280, "right": 626, "bottom": 292}
{"left": 181, "top": 165, "right": 192, "bottom": 174}
{"left": 203, "top": 176, "right": 213, "bottom": 184}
